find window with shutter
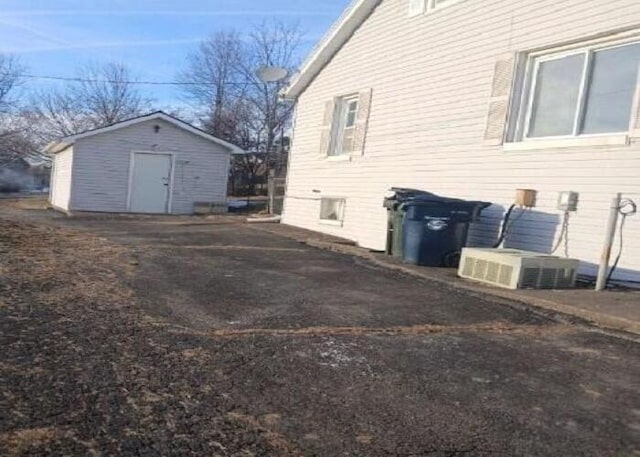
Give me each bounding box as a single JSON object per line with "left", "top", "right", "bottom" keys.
{"left": 319, "top": 98, "right": 337, "bottom": 156}
{"left": 323, "top": 90, "right": 373, "bottom": 158}
{"left": 484, "top": 54, "right": 516, "bottom": 145}
{"left": 353, "top": 89, "right": 373, "bottom": 156}
{"left": 507, "top": 35, "right": 640, "bottom": 143}
{"left": 326, "top": 95, "right": 358, "bottom": 157}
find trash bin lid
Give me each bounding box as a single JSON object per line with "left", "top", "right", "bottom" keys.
{"left": 389, "top": 187, "right": 434, "bottom": 195}
{"left": 402, "top": 193, "right": 466, "bottom": 205}
{"left": 384, "top": 188, "right": 439, "bottom": 209}
{"left": 387, "top": 188, "right": 440, "bottom": 202}
{"left": 402, "top": 197, "right": 491, "bottom": 208}
{"left": 386, "top": 188, "right": 491, "bottom": 215}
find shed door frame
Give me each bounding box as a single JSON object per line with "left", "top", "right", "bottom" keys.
{"left": 49, "top": 156, "right": 58, "bottom": 206}
{"left": 126, "top": 150, "right": 175, "bottom": 214}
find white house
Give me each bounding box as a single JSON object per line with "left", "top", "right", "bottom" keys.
{"left": 282, "top": 0, "right": 640, "bottom": 284}
{"left": 46, "top": 111, "right": 242, "bottom": 215}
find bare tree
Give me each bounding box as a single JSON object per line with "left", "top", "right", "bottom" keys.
{"left": 0, "top": 55, "right": 25, "bottom": 114}
{"left": 31, "top": 89, "right": 92, "bottom": 139}
{"left": 74, "top": 62, "right": 151, "bottom": 126}
{"left": 242, "top": 21, "right": 301, "bottom": 170}
{"left": 180, "top": 21, "right": 302, "bottom": 195}
{"left": 31, "top": 62, "right": 152, "bottom": 141}
{"left": 179, "top": 31, "right": 247, "bottom": 141}
{"left": 0, "top": 55, "right": 33, "bottom": 165}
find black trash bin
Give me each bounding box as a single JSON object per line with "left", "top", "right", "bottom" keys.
{"left": 401, "top": 194, "right": 491, "bottom": 267}
{"left": 383, "top": 188, "right": 433, "bottom": 258}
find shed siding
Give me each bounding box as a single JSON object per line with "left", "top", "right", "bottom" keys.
{"left": 50, "top": 147, "right": 74, "bottom": 210}
{"left": 282, "top": 0, "right": 640, "bottom": 282}
{"left": 70, "top": 119, "right": 230, "bottom": 214}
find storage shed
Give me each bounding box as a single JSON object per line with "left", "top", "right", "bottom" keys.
{"left": 46, "top": 111, "right": 242, "bottom": 214}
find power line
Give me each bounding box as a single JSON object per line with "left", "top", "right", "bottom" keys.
{"left": 1, "top": 71, "right": 250, "bottom": 86}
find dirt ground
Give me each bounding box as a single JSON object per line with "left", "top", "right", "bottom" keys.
{"left": 1, "top": 199, "right": 639, "bottom": 456}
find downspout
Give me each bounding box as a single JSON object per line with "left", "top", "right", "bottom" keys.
{"left": 280, "top": 96, "right": 298, "bottom": 220}
{"left": 595, "top": 193, "right": 622, "bottom": 291}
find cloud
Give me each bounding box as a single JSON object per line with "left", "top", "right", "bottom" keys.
{"left": 1, "top": 38, "right": 206, "bottom": 54}
{"left": 0, "top": 15, "right": 204, "bottom": 54}
{"left": 0, "top": 17, "right": 72, "bottom": 47}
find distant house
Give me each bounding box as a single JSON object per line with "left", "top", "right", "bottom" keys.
{"left": 0, "top": 157, "right": 30, "bottom": 193}
{"left": 282, "top": 0, "right": 640, "bottom": 283}
{"left": 45, "top": 111, "right": 242, "bottom": 214}
{"left": 0, "top": 156, "right": 50, "bottom": 193}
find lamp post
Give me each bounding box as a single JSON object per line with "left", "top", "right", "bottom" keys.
{"left": 255, "top": 66, "right": 288, "bottom": 214}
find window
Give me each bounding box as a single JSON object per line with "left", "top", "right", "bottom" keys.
{"left": 409, "top": 0, "right": 462, "bottom": 15}
{"left": 408, "top": 0, "right": 426, "bottom": 16}
{"left": 320, "top": 89, "right": 372, "bottom": 157}
{"left": 319, "top": 198, "right": 346, "bottom": 224}
{"left": 329, "top": 96, "right": 359, "bottom": 156}
{"left": 519, "top": 40, "right": 640, "bottom": 140}
{"left": 431, "top": 0, "right": 455, "bottom": 8}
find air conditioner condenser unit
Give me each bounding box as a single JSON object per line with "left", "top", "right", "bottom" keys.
{"left": 458, "top": 248, "right": 580, "bottom": 290}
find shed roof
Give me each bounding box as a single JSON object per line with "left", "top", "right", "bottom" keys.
{"left": 43, "top": 111, "right": 244, "bottom": 155}
{"left": 283, "top": 0, "right": 382, "bottom": 99}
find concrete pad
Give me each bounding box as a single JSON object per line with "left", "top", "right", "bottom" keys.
{"left": 253, "top": 223, "right": 640, "bottom": 336}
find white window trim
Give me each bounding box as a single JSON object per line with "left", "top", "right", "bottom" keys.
{"left": 326, "top": 154, "right": 352, "bottom": 162}
{"left": 408, "top": 0, "right": 426, "bottom": 16}
{"left": 319, "top": 197, "right": 346, "bottom": 226}
{"left": 328, "top": 95, "right": 359, "bottom": 158}
{"left": 503, "top": 134, "right": 629, "bottom": 151}
{"left": 409, "top": 0, "right": 466, "bottom": 17}
{"left": 510, "top": 33, "right": 640, "bottom": 145}
{"left": 422, "top": 0, "right": 466, "bottom": 15}
{"left": 319, "top": 219, "right": 344, "bottom": 227}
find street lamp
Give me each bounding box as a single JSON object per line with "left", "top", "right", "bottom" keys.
{"left": 255, "top": 66, "right": 289, "bottom": 214}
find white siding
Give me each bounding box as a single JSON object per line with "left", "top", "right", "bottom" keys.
{"left": 70, "top": 119, "right": 230, "bottom": 214}
{"left": 50, "top": 147, "right": 74, "bottom": 210}
{"left": 283, "top": 0, "right": 640, "bottom": 283}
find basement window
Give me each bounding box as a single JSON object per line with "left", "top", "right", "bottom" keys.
{"left": 319, "top": 198, "right": 346, "bottom": 226}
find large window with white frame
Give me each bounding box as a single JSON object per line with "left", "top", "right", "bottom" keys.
{"left": 329, "top": 95, "right": 359, "bottom": 156}
{"left": 514, "top": 38, "right": 640, "bottom": 140}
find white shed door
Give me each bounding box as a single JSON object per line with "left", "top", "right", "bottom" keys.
{"left": 129, "top": 153, "right": 172, "bottom": 214}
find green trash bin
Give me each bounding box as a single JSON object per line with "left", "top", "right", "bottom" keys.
{"left": 383, "top": 188, "right": 432, "bottom": 258}
{"left": 384, "top": 203, "right": 405, "bottom": 257}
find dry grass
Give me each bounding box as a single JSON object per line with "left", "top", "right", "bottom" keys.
{"left": 0, "top": 197, "right": 50, "bottom": 211}
{"left": 227, "top": 412, "right": 304, "bottom": 457}
{"left": 209, "top": 322, "right": 569, "bottom": 339}
{"left": 0, "top": 219, "right": 135, "bottom": 311}
{"left": 0, "top": 427, "right": 74, "bottom": 456}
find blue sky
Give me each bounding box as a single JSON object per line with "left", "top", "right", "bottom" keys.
{"left": 0, "top": 0, "right": 349, "bottom": 108}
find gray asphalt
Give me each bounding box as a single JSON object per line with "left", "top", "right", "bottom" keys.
{"left": 2, "top": 206, "right": 639, "bottom": 456}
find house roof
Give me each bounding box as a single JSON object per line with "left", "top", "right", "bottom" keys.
{"left": 283, "top": 0, "right": 382, "bottom": 99}
{"left": 43, "top": 111, "right": 244, "bottom": 155}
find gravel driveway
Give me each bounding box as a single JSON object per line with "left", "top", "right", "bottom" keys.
{"left": 1, "top": 201, "right": 639, "bottom": 456}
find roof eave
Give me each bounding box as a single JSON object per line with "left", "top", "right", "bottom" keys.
{"left": 42, "top": 112, "right": 245, "bottom": 155}
{"left": 43, "top": 141, "right": 72, "bottom": 154}
{"left": 283, "top": 0, "right": 382, "bottom": 100}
